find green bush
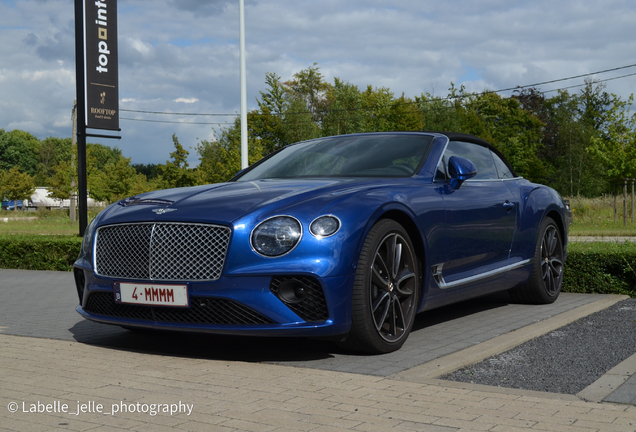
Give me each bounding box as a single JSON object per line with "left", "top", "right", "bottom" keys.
{"left": 0, "top": 235, "right": 634, "bottom": 298}
{"left": 0, "top": 234, "right": 82, "bottom": 271}
{"left": 563, "top": 242, "right": 636, "bottom": 296}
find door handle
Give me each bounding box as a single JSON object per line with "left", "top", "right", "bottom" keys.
{"left": 503, "top": 200, "right": 515, "bottom": 211}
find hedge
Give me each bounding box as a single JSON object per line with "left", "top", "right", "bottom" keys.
{"left": 0, "top": 235, "right": 82, "bottom": 271}
{"left": 563, "top": 242, "right": 636, "bottom": 297}
{"left": 0, "top": 235, "right": 634, "bottom": 297}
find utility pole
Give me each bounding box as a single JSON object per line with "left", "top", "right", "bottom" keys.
{"left": 239, "top": 0, "right": 248, "bottom": 169}
{"left": 624, "top": 179, "right": 628, "bottom": 227}
{"left": 74, "top": 0, "right": 88, "bottom": 236}
{"left": 70, "top": 100, "right": 77, "bottom": 223}
{"left": 631, "top": 179, "right": 634, "bottom": 225}
{"left": 74, "top": 0, "right": 120, "bottom": 235}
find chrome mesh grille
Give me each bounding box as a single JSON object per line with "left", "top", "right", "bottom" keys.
{"left": 95, "top": 223, "right": 231, "bottom": 281}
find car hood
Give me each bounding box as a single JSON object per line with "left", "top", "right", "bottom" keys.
{"left": 97, "top": 178, "right": 380, "bottom": 226}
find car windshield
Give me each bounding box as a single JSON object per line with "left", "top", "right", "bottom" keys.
{"left": 236, "top": 134, "right": 434, "bottom": 181}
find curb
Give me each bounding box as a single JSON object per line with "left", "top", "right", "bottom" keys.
{"left": 577, "top": 351, "right": 636, "bottom": 403}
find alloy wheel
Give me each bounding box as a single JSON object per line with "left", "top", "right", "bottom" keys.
{"left": 540, "top": 225, "right": 564, "bottom": 296}
{"left": 369, "top": 233, "right": 417, "bottom": 342}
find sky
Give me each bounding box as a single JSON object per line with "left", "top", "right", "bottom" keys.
{"left": 1, "top": 0, "right": 636, "bottom": 166}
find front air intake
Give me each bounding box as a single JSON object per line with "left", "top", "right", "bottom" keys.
{"left": 270, "top": 276, "right": 329, "bottom": 322}
{"left": 74, "top": 268, "right": 86, "bottom": 305}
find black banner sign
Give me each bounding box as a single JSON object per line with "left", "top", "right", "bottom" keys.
{"left": 84, "top": 0, "right": 119, "bottom": 130}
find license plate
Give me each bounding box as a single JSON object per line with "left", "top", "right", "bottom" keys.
{"left": 114, "top": 282, "right": 189, "bottom": 307}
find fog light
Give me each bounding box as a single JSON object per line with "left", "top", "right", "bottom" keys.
{"left": 277, "top": 280, "right": 307, "bottom": 304}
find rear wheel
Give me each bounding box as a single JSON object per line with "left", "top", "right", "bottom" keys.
{"left": 509, "top": 217, "right": 564, "bottom": 304}
{"left": 342, "top": 219, "right": 420, "bottom": 353}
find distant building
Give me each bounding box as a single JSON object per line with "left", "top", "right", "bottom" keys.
{"left": 5, "top": 187, "right": 105, "bottom": 210}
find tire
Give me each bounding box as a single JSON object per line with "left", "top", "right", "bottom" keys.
{"left": 509, "top": 217, "right": 564, "bottom": 304}
{"left": 342, "top": 219, "right": 420, "bottom": 354}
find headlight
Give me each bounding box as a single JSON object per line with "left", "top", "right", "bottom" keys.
{"left": 309, "top": 215, "right": 341, "bottom": 238}
{"left": 251, "top": 216, "right": 302, "bottom": 257}
{"left": 82, "top": 219, "right": 97, "bottom": 255}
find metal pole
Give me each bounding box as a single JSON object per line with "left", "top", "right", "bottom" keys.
{"left": 624, "top": 179, "right": 628, "bottom": 227}
{"left": 632, "top": 179, "right": 634, "bottom": 225}
{"left": 614, "top": 188, "right": 617, "bottom": 224}
{"left": 74, "top": 0, "right": 88, "bottom": 236}
{"left": 70, "top": 100, "right": 77, "bottom": 223}
{"left": 239, "top": 0, "right": 248, "bottom": 169}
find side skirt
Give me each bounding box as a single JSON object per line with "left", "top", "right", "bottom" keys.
{"left": 431, "top": 259, "right": 532, "bottom": 289}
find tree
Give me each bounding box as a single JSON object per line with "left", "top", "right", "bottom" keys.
{"left": 587, "top": 94, "right": 636, "bottom": 184}
{"left": 252, "top": 72, "right": 289, "bottom": 155}
{"left": 387, "top": 93, "right": 424, "bottom": 132}
{"left": 417, "top": 83, "right": 469, "bottom": 134}
{"left": 322, "top": 78, "right": 365, "bottom": 136}
{"left": 282, "top": 63, "right": 330, "bottom": 124}
{"left": 545, "top": 90, "right": 605, "bottom": 196}
{"left": 462, "top": 91, "right": 546, "bottom": 182}
{"left": 157, "top": 134, "right": 197, "bottom": 189}
{"left": 129, "top": 172, "right": 158, "bottom": 196}
{"left": 132, "top": 163, "right": 161, "bottom": 180}
{"left": 282, "top": 98, "right": 321, "bottom": 144}
{"left": 86, "top": 143, "right": 123, "bottom": 177}
{"left": 36, "top": 137, "right": 72, "bottom": 185}
{"left": 0, "top": 129, "right": 40, "bottom": 176}
{"left": 89, "top": 155, "right": 141, "bottom": 203}
{"left": 0, "top": 167, "right": 36, "bottom": 211}
{"left": 48, "top": 160, "right": 76, "bottom": 200}
{"left": 579, "top": 79, "right": 611, "bottom": 131}
{"left": 360, "top": 85, "right": 395, "bottom": 132}
{"left": 197, "top": 120, "right": 264, "bottom": 184}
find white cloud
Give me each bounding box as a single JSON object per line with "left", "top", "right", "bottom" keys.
{"left": 1, "top": 0, "right": 635, "bottom": 166}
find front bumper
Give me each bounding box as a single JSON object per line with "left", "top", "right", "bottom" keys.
{"left": 73, "top": 260, "right": 354, "bottom": 337}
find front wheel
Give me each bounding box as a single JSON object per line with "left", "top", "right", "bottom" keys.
{"left": 509, "top": 217, "right": 564, "bottom": 304}
{"left": 342, "top": 219, "right": 420, "bottom": 354}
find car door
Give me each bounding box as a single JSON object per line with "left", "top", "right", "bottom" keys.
{"left": 435, "top": 140, "right": 516, "bottom": 288}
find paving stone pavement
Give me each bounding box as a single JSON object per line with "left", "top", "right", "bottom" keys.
{"left": 2, "top": 269, "right": 636, "bottom": 431}
{"left": 0, "top": 269, "right": 604, "bottom": 377}
{"left": 2, "top": 333, "right": 636, "bottom": 432}
{"left": 606, "top": 374, "right": 636, "bottom": 406}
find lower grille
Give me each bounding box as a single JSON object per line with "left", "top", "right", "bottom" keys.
{"left": 270, "top": 276, "right": 329, "bottom": 322}
{"left": 84, "top": 291, "right": 275, "bottom": 325}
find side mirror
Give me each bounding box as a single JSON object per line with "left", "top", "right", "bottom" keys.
{"left": 448, "top": 156, "right": 477, "bottom": 189}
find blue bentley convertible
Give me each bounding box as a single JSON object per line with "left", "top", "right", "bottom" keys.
{"left": 73, "top": 132, "right": 571, "bottom": 353}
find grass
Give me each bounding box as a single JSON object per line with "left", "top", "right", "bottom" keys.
{"left": 0, "top": 208, "right": 102, "bottom": 236}
{"left": 567, "top": 195, "right": 636, "bottom": 236}
{"left": 568, "top": 241, "right": 636, "bottom": 253}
